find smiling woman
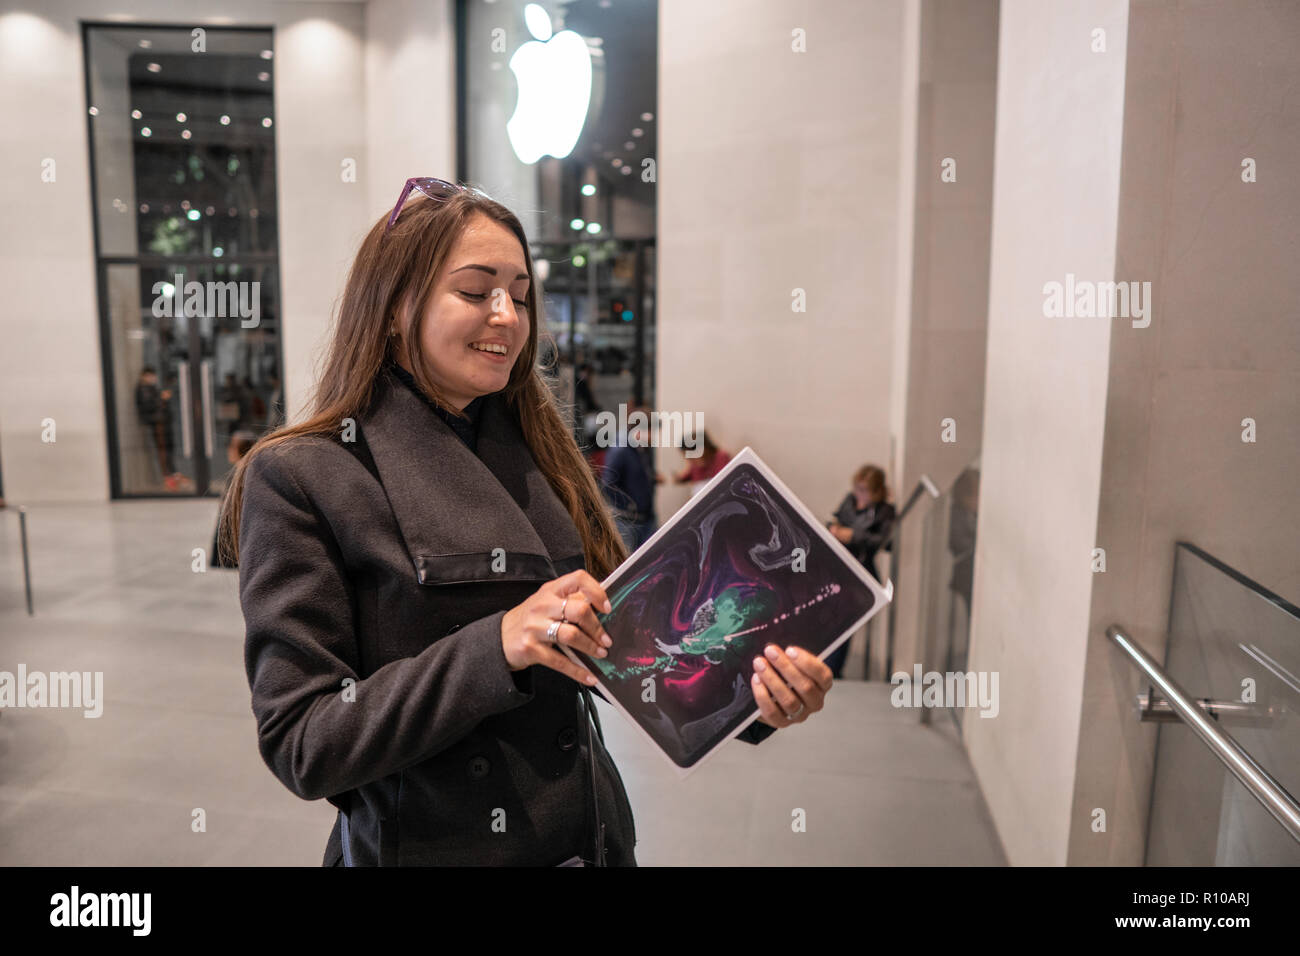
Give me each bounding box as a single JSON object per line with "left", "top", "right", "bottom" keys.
{"left": 216, "top": 180, "right": 647, "bottom": 866}
{"left": 390, "top": 219, "right": 536, "bottom": 412}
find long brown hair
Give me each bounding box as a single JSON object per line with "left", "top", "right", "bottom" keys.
{"left": 852, "top": 464, "right": 889, "bottom": 503}
{"left": 217, "top": 188, "right": 628, "bottom": 578}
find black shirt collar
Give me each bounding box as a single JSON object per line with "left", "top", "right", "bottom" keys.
{"left": 386, "top": 361, "right": 487, "bottom": 452}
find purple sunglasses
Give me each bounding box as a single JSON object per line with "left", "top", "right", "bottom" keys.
{"left": 385, "top": 176, "right": 471, "bottom": 232}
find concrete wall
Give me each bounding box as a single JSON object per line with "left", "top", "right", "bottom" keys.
{"left": 1068, "top": 0, "right": 1300, "bottom": 865}
{"left": 963, "top": 0, "right": 1129, "bottom": 866}
{"left": 655, "top": 0, "right": 910, "bottom": 591}
{"left": 364, "top": 0, "right": 456, "bottom": 219}
{"left": 891, "top": 0, "right": 999, "bottom": 676}
{"left": 0, "top": 0, "right": 457, "bottom": 502}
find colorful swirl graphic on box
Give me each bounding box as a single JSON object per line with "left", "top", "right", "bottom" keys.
{"left": 586, "top": 463, "right": 878, "bottom": 764}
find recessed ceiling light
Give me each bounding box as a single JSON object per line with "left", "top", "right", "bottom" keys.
{"left": 88, "top": 106, "right": 98, "bottom": 116}
{"left": 261, "top": 117, "right": 272, "bottom": 128}
{"left": 620, "top": 166, "right": 632, "bottom": 175}
{"left": 260, "top": 49, "right": 273, "bottom": 59}
{"left": 624, "top": 141, "right": 634, "bottom": 150}
{"left": 581, "top": 183, "right": 596, "bottom": 196}
{"left": 138, "top": 39, "right": 152, "bottom": 49}
{"left": 131, "top": 109, "right": 142, "bottom": 119}
{"left": 257, "top": 72, "right": 269, "bottom": 82}
{"left": 219, "top": 115, "right": 230, "bottom": 125}
{"left": 631, "top": 128, "right": 643, "bottom": 137}
{"left": 611, "top": 158, "right": 622, "bottom": 167}
{"left": 141, "top": 127, "right": 152, "bottom": 136}
{"left": 147, "top": 62, "right": 161, "bottom": 73}
{"left": 176, "top": 112, "right": 186, "bottom": 122}
{"left": 641, "top": 112, "right": 653, "bottom": 122}
{"left": 181, "top": 129, "right": 191, "bottom": 139}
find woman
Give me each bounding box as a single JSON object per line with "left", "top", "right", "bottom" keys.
{"left": 220, "top": 177, "right": 836, "bottom": 867}
{"left": 826, "top": 465, "right": 896, "bottom": 679}
{"left": 672, "top": 429, "right": 731, "bottom": 485}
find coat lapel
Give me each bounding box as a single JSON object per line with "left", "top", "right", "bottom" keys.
{"left": 359, "top": 368, "right": 585, "bottom": 583}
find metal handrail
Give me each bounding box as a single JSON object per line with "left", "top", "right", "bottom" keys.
{"left": 1106, "top": 624, "right": 1300, "bottom": 843}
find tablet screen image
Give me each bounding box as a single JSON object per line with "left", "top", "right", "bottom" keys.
{"left": 567, "top": 446, "right": 892, "bottom": 775}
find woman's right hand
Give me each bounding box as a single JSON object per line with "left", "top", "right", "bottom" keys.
{"left": 500, "top": 570, "right": 614, "bottom": 685}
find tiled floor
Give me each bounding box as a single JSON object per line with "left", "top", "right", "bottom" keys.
{"left": 0, "top": 500, "right": 1005, "bottom": 866}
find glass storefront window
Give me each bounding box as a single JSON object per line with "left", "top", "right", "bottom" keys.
{"left": 83, "top": 24, "right": 283, "bottom": 498}
{"left": 459, "top": 0, "right": 657, "bottom": 420}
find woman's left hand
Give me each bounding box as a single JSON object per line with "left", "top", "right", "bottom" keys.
{"left": 751, "top": 644, "right": 833, "bottom": 729}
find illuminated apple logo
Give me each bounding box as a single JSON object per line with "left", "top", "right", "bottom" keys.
{"left": 507, "top": 3, "right": 593, "bottom": 164}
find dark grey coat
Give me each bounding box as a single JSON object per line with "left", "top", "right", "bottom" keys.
{"left": 239, "top": 367, "right": 774, "bottom": 866}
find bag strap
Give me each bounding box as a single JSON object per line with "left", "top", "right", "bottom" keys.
{"left": 579, "top": 687, "right": 607, "bottom": 866}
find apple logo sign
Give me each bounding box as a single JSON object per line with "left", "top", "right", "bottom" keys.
{"left": 507, "top": 3, "right": 593, "bottom": 164}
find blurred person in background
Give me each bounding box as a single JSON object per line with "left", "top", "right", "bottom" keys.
{"left": 672, "top": 428, "right": 731, "bottom": 488}
{"left": 826, "top": 464, "right": 896, "bottom": 679}
{"left": 600, "top": 401, "right": 662, "bottom": 552}
{"left": 134, "top": 366, "right": 174, "bottom": 485}
{"left": 210, "top": 430, "right": 258, "bottom": 567}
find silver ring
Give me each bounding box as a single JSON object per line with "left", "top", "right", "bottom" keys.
{"left": 786, "top": 703, "right": 805, "bottom": 720}
{"left": 559, "top": 596, "right": 570, "bottom": 623}
{"left": 546, "top": 620, "right": 562, "bottom": 643}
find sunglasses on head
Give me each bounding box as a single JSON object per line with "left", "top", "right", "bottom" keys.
{"left": 385, "top": 176, "right": 482, "bottom": 233}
